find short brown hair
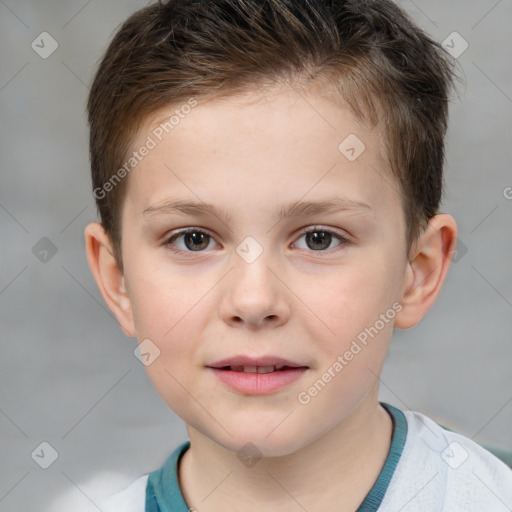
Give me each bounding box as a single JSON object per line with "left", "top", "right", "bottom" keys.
{"left": 87, "top": 0, "right": 459, "bottom": 272}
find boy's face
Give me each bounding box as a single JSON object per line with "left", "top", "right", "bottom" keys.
{"left": 101, "top": 84, "right": 413, "bottom": 455}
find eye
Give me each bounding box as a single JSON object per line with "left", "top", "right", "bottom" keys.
{"left": 293, "top": 226, "right": 350, "bottom": 253}
{"left": 165, "top": 226, "right": 350, "bottom": 255}
{"left": 166, "top": 228, "right": 218, "bottom": 253}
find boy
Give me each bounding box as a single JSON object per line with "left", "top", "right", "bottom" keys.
{"left": 84, "top": 0, "right": 512, "bottom": 510}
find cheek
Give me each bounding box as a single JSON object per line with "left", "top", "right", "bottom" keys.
{"left": 127, "top": 269, "right": 209, "bottom": 408}
{"left": 130, "top": 271, "right": 207, "bottom": 413}
{"left": 300, "top": 264, "right": 394, "bottom": 338}
{"left": 128, "top": 259, "right": 207, "bottom": 339}
{"left": 296, "top": 262, "right": 399, "bottom": 395}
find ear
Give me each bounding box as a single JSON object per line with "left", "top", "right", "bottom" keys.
{"left": 84, "top": 222, "right": 136, "bottom": 337}
{"left": 394, "top": 214, "right": 457, "bottom": 329}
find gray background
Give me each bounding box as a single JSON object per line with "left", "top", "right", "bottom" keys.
{"left": 1, "top": 0, "right": 511, "bottom": 510}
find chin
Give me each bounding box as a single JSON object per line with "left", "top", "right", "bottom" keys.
{"left": 205, "top": 420, "right": 313, "bottom": 459}
{"left": 224, "top": 437, "right": 305, "bottom": 459}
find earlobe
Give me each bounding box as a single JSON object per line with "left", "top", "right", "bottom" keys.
{"left": 394, "top": 214, "right": 457, "bottom": 329}
{"left": 84, "top": 222, "right": 137, "bottom": 338}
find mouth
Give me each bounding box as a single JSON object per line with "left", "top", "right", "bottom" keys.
{"left": 207, "top": 356, "right": 309, "bottom": 395}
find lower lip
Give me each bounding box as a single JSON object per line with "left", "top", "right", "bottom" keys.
{"left": 208, "top": 367, "right": 308, "bottom": 395}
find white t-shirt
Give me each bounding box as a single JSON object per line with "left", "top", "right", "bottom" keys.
{"left": 98, "top": 403, "right": 512, "bottom": 511}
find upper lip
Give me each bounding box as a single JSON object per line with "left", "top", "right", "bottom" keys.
{"left": 207, "top": 355, "right": 309, "bottom": 368}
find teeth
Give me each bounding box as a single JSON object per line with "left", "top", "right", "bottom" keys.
{"left": 227, "top": 365, "right": 288, "bottom": 373}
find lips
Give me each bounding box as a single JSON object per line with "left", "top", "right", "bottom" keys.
{"left": 207, "top": 355, "right": 309, "bottom": 395}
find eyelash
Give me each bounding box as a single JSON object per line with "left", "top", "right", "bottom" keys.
{"left": 164, "top": 226, "right": 351, "bottom": 257}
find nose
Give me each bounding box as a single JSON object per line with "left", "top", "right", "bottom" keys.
{"left": 219, "top": 250, "right": 291, "bottom": 330}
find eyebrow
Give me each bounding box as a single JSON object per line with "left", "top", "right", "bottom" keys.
{"left": 143, "top": 197, "right": 372, "bottom": 224}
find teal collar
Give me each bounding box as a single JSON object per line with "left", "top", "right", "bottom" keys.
{"left": 145, "top": 440, "right": 190, "bottom": 512}
{"left": 146, "top": 401, "right": 407, "bottom": 511}
{"left": 356, "top": 402, "right": 407, "bottom": 511}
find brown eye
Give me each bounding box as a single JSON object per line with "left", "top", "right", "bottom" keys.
{"left": 166, "top": 229, "right": 216, "bottom": 252}
{"left": 305, "top": 230, "right": 332, "bottom": 250}
{"left": 294, "top": 227, "right": 349, "bottom": 253}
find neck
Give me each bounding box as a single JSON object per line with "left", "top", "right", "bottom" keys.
{"left": 178, "top": 393, "right": 393, "bottom": 512}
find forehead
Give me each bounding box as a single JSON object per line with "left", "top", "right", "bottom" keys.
{"left": 123, "top": 85, "right": 402, "bottom": 227}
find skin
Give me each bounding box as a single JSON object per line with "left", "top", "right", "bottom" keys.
{"left": 85, "top": 83, "right": 457, "bottom": 511}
